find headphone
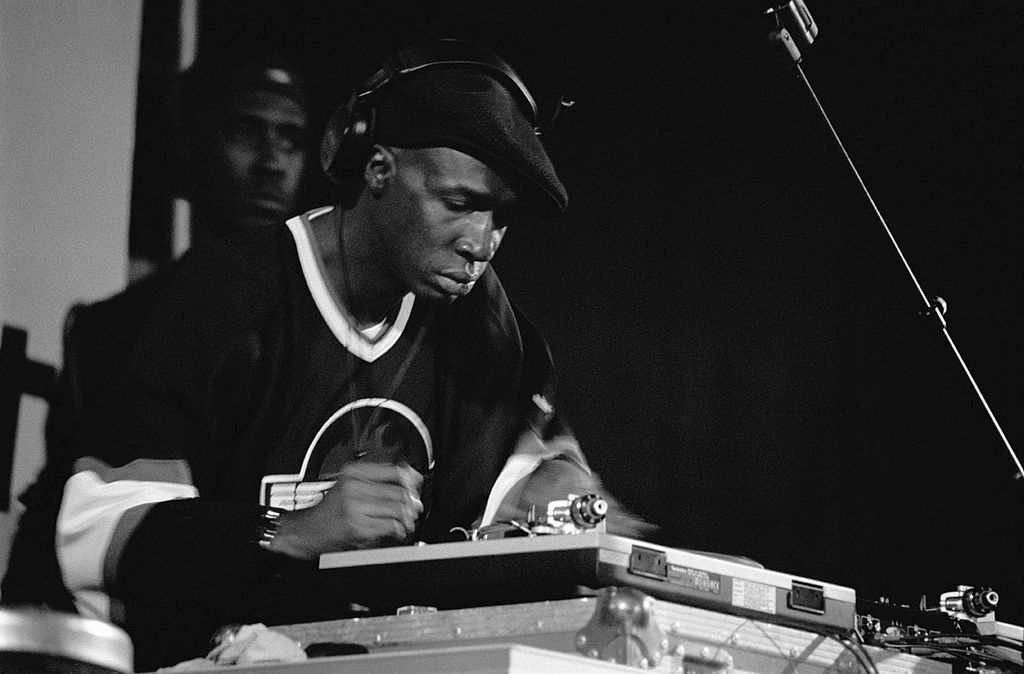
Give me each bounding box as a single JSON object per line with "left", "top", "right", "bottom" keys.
{"left": 319, "top": 39, "right": 540, "bottom": 206}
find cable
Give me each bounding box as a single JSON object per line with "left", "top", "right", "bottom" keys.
{"left": 881, "top": 636, "right": 1023, "bottom": 668}
{"left": 833, "top": 633, "right": 880, "bottom": 674}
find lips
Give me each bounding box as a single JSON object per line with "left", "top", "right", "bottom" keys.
{"left": 442, "top": 272, "right": 476, "bottom": 285}
{"left": 253, "top": 188, "right": 285, "bottom": 204}
{"left": 248, "top": 182, "right": 288, "bottom": 210}
{"left": 252, "top": 198, "right": 284, "bottom": 212}
{"left": 436, "top": 273, "right": 478, "bottom": 297}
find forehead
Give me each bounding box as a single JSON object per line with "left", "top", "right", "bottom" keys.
{"left": 222, "top": 89, "right": 307, "bottom": 126}
{"left": 404, "top": 147, "right": 521, "bottom": 204}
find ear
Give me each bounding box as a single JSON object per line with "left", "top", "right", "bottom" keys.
{"left": 364, "top": 144, "right": 397, "bottom": 194}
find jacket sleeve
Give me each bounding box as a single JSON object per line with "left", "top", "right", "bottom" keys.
{"left": 53, "top": 233, "right": 309, "bottom": 669}
{"left": 480, "top": 305, "right": 658, "bottom": 540}
{"left": 477, "top": 393, "right": 593, "bottom": 528}
{"left": 475, "top": 303, "right": 594, "bottom": 527}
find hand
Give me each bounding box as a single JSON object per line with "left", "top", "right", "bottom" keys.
{"left": 269, "top": 462, "right": 423, "bottom": 560}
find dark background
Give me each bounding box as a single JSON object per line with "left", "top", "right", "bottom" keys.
{"left": 134, "top": 1, "right": 1024, "bottom": 623}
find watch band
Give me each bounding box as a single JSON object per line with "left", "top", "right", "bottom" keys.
{"left": 252, "top": 506, "right": 284, "bottom": 550}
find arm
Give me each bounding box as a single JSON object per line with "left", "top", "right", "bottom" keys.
{"left": 482, "top": 305, "right": 658, "bottom": 540}
{"left": 267, "top": 461, "right": 423, "bottom": 560}
{"left": 54, "top": 233, "right": 429, "bottom": 669}
{"left": 480, "top": 395, "right": 658, "bottom": 540}
{"left": 59, "top": 456, "right": 422, "bottom": 670}
{"left": 50, "top": 239, "right": 291, "bottom": 669}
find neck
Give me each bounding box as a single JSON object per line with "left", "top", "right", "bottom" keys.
{"left": 188, "top": 210, "right": 224, "bottom": 251}
{"left": 315, "top": 205, "right": 404, "bottom": 328}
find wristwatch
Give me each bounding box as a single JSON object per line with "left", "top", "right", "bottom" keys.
{"left": 252, "top": 506, "right": 284, "bottom": 551}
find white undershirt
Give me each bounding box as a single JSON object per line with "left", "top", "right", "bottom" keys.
{"left": 358, "top": 320, "right": 390, "bottom": 341}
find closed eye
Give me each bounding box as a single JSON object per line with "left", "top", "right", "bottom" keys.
{"left": 443, "top": 198, "right": 471, "bottom": 213}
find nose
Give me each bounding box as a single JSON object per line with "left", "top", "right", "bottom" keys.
{"left": 454, "top": 211, "right": 503, "bottom": 262}
{"left": 255, "top": 135, "right": 288, "bottom": 173}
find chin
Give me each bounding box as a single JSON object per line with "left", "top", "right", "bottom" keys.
{"left": 413, "top": 284, "right": 458, "bottom": 304}
{"left": 242, "top": 205, "right": 287, "bottom": 227}
{"left": 417, "top": 289, "right": 450, "bottom": 304}
{"left": 257, "top": 218, "right": 282, "bottom": 228}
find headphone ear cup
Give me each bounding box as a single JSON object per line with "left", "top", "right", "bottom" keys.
{"left": 320, "top": 98, "right": 374, "bottom": 205}
{"left": 319, "top": 104, "right": 350, "bottom": 184}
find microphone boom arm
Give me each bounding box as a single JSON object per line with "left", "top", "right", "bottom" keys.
{"left": 764, "top": 1, "right": 1023, "bottom": 481}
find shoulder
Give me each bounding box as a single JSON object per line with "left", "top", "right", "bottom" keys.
{"left": 112, "top": 226, "right": 300, "bottom": 395}
{"left": 509, "top": 302, "right": 554, "bottom": 387}
{"left": 123, "top": 225, "right": 298, "bottom": 363}
{"left": 145, "top": 224, "right": 301, "bottom": 328}
{"left": 169, "top": 224, "right": 293, "bottom": 296}
{"left": 82, "top": 271, "right": 167, "bottom": 316}
{"left": 445, "top": 268, "right": 555, "bottom": 394}
{"left": 66, "top": 271, "right": 171, "bottom": 359}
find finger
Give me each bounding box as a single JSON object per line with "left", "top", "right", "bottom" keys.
{"left": 368, "top": 513, "right": 417, "bottom": 544}
{"left": 337, "top": 509, "right": 414, "bottom": 546}
{"left": 408, "top": 492, "right": 423, "bottom": 514}
{"left": 394, "top": 462, "right": 424, "bottom": 491}
{"left": 341, "top": 480, "right": 421, "bottom": 509}
{"left": 342, "top": 462, "right": 420, "bottom": 489}
{"left": 343, "top": 508, "right": 416, "bottom": 547}
{"left": 351, "top": 495, "right": 422, "bottom": 525}
{"left": 338, "top": 465, "right": 423, "bottom": 514}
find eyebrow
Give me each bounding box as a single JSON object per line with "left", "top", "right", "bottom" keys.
{"left": 442, "top": 183, "right": 520, "bottom": 209}
{"left": 228, "top": 109, "right": 308, "bottom": 129}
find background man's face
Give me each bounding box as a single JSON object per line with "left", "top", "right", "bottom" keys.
{"left": 197, "top": 89, "right": 308, "bottom": 232}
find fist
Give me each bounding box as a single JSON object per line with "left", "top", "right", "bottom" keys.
{"left": 272, "top": 462, "right": 423, "bottom": 560}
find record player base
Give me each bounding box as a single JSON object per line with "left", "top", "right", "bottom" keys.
{"left": 254, "top": 597, "right": 951, "bottom": 674}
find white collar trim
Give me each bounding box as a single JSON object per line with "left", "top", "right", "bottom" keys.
{"left": 286, "top": 207, "right": 414, "bottom": 363}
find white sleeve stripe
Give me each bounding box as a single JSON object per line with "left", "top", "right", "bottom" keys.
{"left": 72, "top": 456, "right": 194, "bottom": 486}
{"left": 480, "top": 430, "right": 587, "bottom": 527}
{"left": 57, "top": 469, "right": 199, "bottom": 621}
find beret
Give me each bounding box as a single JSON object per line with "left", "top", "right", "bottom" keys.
{"left": 373, "top": 68, "right": 567, "bottom": 218}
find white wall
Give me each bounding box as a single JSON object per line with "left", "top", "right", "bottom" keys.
{"left": 0, "top": 0, "right": 143, "bottom": 583}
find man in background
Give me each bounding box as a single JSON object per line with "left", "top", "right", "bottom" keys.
{"left": 0, "top": 51, "right": 312, "bottom": 611}
{"left": 176, "top": 51, "right": 309, "bottom": 249}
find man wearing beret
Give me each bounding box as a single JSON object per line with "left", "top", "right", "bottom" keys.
{"left": 51, "top": 40, "right": 639, "bottom": 670}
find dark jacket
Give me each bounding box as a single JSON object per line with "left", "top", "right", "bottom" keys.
{"left": 2, "top": 269, "right": 169, "bottom": 612}
{"left": 22, "top": 221, "right": 584, "bottom": 670}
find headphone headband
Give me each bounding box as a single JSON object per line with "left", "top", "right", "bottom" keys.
{"left": 356, "top": 39, "right": 538, "bottom": 123}
{"left": 320, "top": 39, "right": 541, "bottom": 205}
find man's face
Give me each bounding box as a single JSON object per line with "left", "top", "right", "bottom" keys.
{"left": 374, "top": 146, "right": 520, "bottom": 303}
{"left": 196, "top": 89, "right": 307, "bottom": 232}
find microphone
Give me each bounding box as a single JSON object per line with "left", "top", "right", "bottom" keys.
{"left": 765, "top": 0, "right": 819, "bottom": 63}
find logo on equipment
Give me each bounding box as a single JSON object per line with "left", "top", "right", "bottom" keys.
{"left": 260, "top": 398, "right": 434, "bottom": 509}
